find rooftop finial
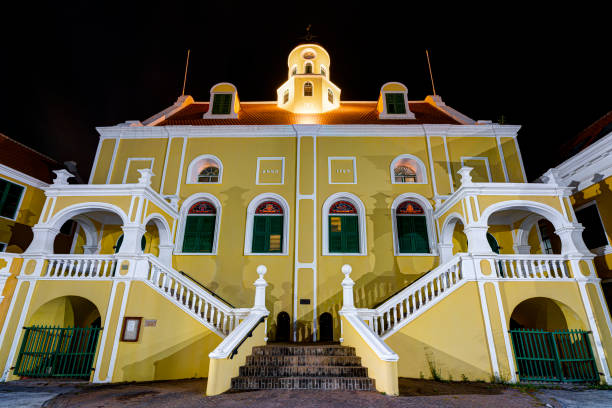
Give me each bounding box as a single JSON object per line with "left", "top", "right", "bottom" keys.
{"left": 299, "top": 24, "right": 317, "bottom": 42}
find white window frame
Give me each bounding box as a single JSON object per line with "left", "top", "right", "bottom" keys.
{"left": 378, "top": 83, "right": 415, "bottom": 120}
{"left": 186, "top": 154, "right": 223, "bottom": 184}
{"left": 391, "top": 193, "right": 437, "bottom": 256}
{"left": 122, "top": 158, "right": 154, "bottom": 184}
{"left": 0, "top": 176, "right": 26, "bottom": 222}
{"left": 244, "top": 193, "right": 290, "bottom": 256}
{"left": 203, "top": 83, "right": 239, "bottom": 119}
{"left": 304, "top": 81, "right": 314, "bottom": 97}
{"left": 256, "top": 157, "right": 285, "bottom": 185}
{"left": 460, "top": 156, "right": 492, "bottom": 182}
{"left": 322, "top": 192, "right": 367, "bottom": 256}
{"left": 328, "top": 157, "right": 357, "bottom": 185}
{"left": 390, "top": 154, "right": 428, "bottom": 185}
{"left": 574, "top": 200, "right": 612, "bottom": 255}
{"left": 175, "top": 193, "right": 222, "bottom": 255}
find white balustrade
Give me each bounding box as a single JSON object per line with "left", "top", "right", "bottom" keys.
{"left": 358, "top": 256, "right": 464, "bottom": 338}
{"left": 492, "top": 255, "right": 570, "bottom": 280}
{"left": 44, "top": 255, "right": 117, "bottom": 278}
{"left": 144, "top": 256, "right": 248, "bottom": 336}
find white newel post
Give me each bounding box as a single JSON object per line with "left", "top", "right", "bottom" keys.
{"left": 52, "top": 169, "right": 74, "bottom": 185}
{"left": 157, "top": 244, "right": 174, "bottom": 266}
{"left": 341, "top": 264, "right": 355, "bottom": 311}
{"left": 457, "top": 166, "right": 474, "bottom": 186}
{"left": 464, "top": 225, "right": 494, "bottom": 255}
{"left": 438, "top": 243, "right": 454, "bottom": 263}
{"left": 253, "top": 265, "right": 268, "bottom": 311}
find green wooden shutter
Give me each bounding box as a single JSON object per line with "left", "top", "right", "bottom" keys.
{"left": 385, "top": 93, "right": 406, "bottom": 114}
{"left": 212, "top": 94, "right": 232, "bottom": 114}
{"left": 328, "top": 216, "right": 343, "bottom": 253}
{"left": 268, "top": 216, "right": 283, "bottom": 252}
{"left": 342, "top": 216, "right": 360, "bottom": 253}
{"left": 397, "top": 216, "right": 429, "bottom": 253}
{"left": 487, "top": 233, "right": 500, "bottom": 254}
{"left": 252, "top": 216, "right": 268, "bottom": 253}
{"left": 183, "top": 216, "right": 215, "bottom": 253}
{"left": 0, "top": 179, "right": 24, "bottom": 219}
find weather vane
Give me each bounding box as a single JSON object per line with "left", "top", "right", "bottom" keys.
{"left": 299, "top": 24, "right": 317, "bottom": 42}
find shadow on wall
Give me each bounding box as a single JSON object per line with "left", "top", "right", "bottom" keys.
{"left": 121, "top": 331, "right": 221, "bottom": 381}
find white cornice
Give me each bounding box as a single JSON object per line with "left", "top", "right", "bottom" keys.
{"left": 96, "top": 124, "right": 521, "bottom": 139}
{"left": 434, "top": 182, "right": 573, "bottom": 218}
{"left": 540, "top": 131, "right": 612, "bottom": 191}
{"left": 0, "top": 164, "right": 49, "bottom": 189}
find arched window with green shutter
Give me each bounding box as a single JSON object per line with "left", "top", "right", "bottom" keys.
{"left": 182, "top": 201, "right": 217, "bottom": 253}
{"left": 395, "top": 200, "right": 430, "bottom": 254}
{"left": 251, "top": 201, "right": 284, "bottom": 253}
{"left": 328, "top": 201, "right": 360, "bottom": 254}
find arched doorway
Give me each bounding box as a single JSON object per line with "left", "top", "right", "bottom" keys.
{"left": 276, "top": 312, "right": 290, "bottom": 342}
{"left": 508, "top": 297, "right": 597, "bottom": 383}
{"left": 14, "top": 296, "right": 103, "bottom": 379}
{"left": 319, "top": 313, "right": 333, "bottom": 342}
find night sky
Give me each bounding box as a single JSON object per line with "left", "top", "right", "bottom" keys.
{"left": 1, "top": 3, "right": 610, "bottom": 182}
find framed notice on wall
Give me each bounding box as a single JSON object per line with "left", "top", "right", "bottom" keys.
{"left": 121, "top": 317, "right": 142, "bottom": 342}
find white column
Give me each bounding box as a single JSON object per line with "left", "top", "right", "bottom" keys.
{"left": 438, "top": 243, "right": 454, "bottom": 263}
{"left": 512, "top": 244, "right": 531, "bottom": 254}
{"left": 253, "top": 265, "right": 268, "bottom": 311}
{"left": 464, "top": 225, "right": 494, "bottom": 255}
{"left": 157, "top": 244, "right": 174, "bottom": 266}
{"left": 556, "top": 224, "right": 591, "bottom": 256}
{"left": 118, "top": 224, "right": 146, "bottom": 255}
{"left": 24, "top": 226, "right": 59, "bottom": 254}
{"left": 82, "top": 245, "right": 99, "bottom": 254}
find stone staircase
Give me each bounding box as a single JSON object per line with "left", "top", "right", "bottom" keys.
{"left": 231, "top": 343, "right": 376, "bottom": 391}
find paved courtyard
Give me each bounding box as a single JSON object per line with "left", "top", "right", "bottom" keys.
{"left": 0, "top": 378, "right": 611, "bottom": 407}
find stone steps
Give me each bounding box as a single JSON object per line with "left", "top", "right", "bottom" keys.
{"left": 231, "top": 343, "right": 375, "bottom": 391}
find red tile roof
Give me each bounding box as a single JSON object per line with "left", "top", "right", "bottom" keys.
{"left": 156, "top": 101, "right": 462, "bottom": 126}
{"left": 0, "top": 133, "right": 62, "bottom": 184}
{"left": 558, "top": 111, "right": 612, "bottom": 160}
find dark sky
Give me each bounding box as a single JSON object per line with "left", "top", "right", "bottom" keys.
{"left": 1, "top": 3, "right": 610, "bottom": 181}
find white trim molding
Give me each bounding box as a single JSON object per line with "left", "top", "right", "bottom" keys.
{"left": 185, "top": 154, "right": 223, "bottom": 185}
{"left": 391, "top": 193, "right": 437, "bottom": 256}
{"left": 0, "top": 164, "right": 49, "bottom": 189}
{"left": 256, "top": 157, "right": 286, "bottom": 185}
{"left": 122, "top": 158, "right": 154, "bottom": 184}
{"left": 174, "top": 193, "right": 222, "bottom": 255}
{"left": 322, "top": 192, "right": 367, "bottom": 256}
{"left": 244, "top": 193, "right": 290, "bottom": 256}
{"left": 390, "top": 154, "right": 428, "bottom": 185}
{"left": 328, "top": 156, "right": 357, "bottom": 185}
{"left": 460, "top": 156, "right": 492, "bottom": 182}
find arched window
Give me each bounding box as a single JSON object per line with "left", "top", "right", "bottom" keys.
{"left": 187, "top": 155, "right": 223, "bottom": 184}
{"left": 395, "top": 201, "right": 429, "bottom": 254}
{"left": 390, "top": 154, "right": 427, "bottom": 184}
{"left": 328, "top": 201, "right": 359, "bottom": 254}
{"left": 182, "top": 201, "right": 217, "bottom": 253}
{"left": 252, "top": 201, "right": 284, "bottom": 253}
{"left": 304, "top": 82, "right": 313, "bottom": 97}
{"left": 320, "top": 65, "right": 327, "bottom": 77}
{"left": 283, "top": 89, "right": 289, "bottom": 104}
{"left": 198, "top": 166, "right": 219, "bottom": 183}
{"left": 328, "top": 89, "right": 334, "bottom": 104}
{"left": 305, "top": 62, "right": 313, "bottom": 74}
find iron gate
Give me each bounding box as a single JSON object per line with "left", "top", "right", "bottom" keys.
{"left": 14, "top": 325, "right": 102, "bottom": 379}
{"left": 509, "top": 328, "right": 599, "bottom": 383}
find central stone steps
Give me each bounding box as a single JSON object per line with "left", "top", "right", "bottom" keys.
{"left": 231, "top": 343, "right": 376, "bottom": 391}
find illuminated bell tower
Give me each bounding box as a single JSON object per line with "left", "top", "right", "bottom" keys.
{"left": 277, "top": 44, "right": 341, "bottom": 113}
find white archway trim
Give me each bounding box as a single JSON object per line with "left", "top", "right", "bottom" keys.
{"left": 45, "top": 202, "right": 129, "bottom": 230}
{"left": 390, "top": 154, "right": 428, "bottom": 184}
{"left": 244, "top": 193, "right": 290, "bottom": 256}
{"left": 440, "top": 212, "right": 467, "bottom": 246}
{"left": 391, "top": 193, "right": 437, "bottom": 256}
{"left": 515, "top": 213, "right": 544, "bottom": 252}
{"left": 143, "top": 213, "right": 173, "bottom": 247}
{"left": 186, "top": 154, "right": 223, "bottom": 184}
{"left": 478, "top": 200, "right": 569, "bottom": 230}
{"left": 175, "top": 193, "right": 222, "bottom": 255}
{"left": 71, "top": 215, "right": 99, "bottom": 253}
{"left": 322, "top": 192, "right": 367, "bottom": 256}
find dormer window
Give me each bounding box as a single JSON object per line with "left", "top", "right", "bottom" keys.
{"left": 328, "top": 89, "right": 334, "bottom": 104}
{"left": 304, "top": 82, "right": 313, "bottom": 97}
{"left": 305, "top": 62, "right": 313, "bottom": 74}
{"left": 212, "top": 94, "right": 232, "bottom": 115}
{"left": 283, "top": 90, "right": 289, "bottom": 104}
{"left": 385, "top": 93, "right": 406, "bottom": 114}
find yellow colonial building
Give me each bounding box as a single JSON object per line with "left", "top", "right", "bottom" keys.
{"left": 1, "top": 43, "right": 611, "bottom": 395}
